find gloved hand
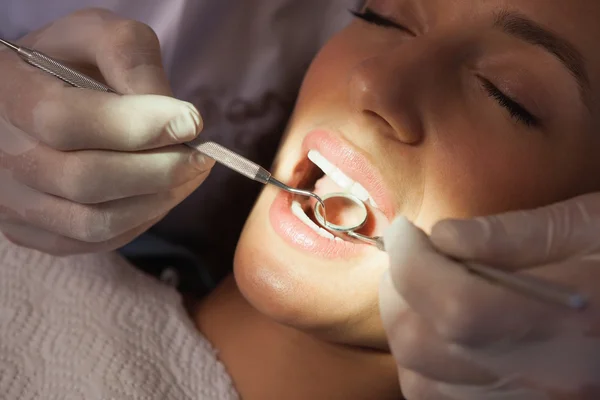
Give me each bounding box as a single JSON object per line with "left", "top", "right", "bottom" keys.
{"left": 0, "top": 8, "right": 214, "bottom": 255}
{"left": 379, "top": 193, "right": 600, "bottom": 400}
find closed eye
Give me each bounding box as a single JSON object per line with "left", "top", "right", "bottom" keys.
{"left": 350, "top": 8, "right": 413, "bottom": 35}
{"left": 479, "top": 77, "right": 539, "bottom": 127}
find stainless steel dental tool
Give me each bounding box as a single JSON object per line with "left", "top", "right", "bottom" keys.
{"left": 0, "top": 38, "right": 326, "bottom": 210}
{"left": 313, "top": 192, "right": 588, "bottom": 310}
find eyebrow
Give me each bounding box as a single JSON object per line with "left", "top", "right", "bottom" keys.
{"left": 493, "top": 10, "right": 590, "bottom": 107}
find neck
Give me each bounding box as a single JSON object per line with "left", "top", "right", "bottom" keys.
{"left": 192, "top": 275, "right": 401, "bottom": 400}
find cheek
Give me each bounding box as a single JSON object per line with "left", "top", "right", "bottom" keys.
{"left": 233, "top": 200, "right": 301, "bottom": 321}
{"left": 293, "top": 30, "right": 361, "bottom": 114}
{"left": 415, "top": 130, "right": 592, "bottom": 230}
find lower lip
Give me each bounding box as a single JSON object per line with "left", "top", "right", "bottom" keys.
{"left": 269, "top": 189, "right": 369, "bottom": 259}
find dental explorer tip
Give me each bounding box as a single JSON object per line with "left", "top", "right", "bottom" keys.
{"left": 0, "top": 38, "right": 20, "bottom": 52}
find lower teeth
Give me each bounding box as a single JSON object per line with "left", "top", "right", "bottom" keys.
{"left": 291, "top": 200, "right": 343, "bottom": 241}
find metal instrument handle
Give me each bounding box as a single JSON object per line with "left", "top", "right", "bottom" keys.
{"left": 185, "top": 137, "right": 271, "bottom": 183}
{"left": 26, "top": 50, "right": 115, "bottom": 93}
{"left": 347, "top": 232, "right": 586, "bottom": 309}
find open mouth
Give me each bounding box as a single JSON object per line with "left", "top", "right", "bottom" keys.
{"left": 274, "top": 129, "right": 393, "bottom": 250}
{"left": 269, "top": 129, "right": 394, "bottom": 257}
{"left": 289, "top": 149, "right": 386, "bottom": 241}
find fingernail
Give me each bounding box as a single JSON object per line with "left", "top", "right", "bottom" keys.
{"left": 432, "top": 218, "right": 488, "bottom": 246}
{"left": 190, "top": 151, "right": 214, "bottom": 171}
{"left": 166, "top": 104, "right": 203, "bottom": 142}
{"left": 431, "top": 220, "right": 462, "bottom": 243}
{"left": 383, "top": 216, "right": 412, "bottom": 242}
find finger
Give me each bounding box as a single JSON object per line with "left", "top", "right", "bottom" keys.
{"left": 399, "top": 369, "right": 457, "bottom": 400}
{"left": 400, "top": 370, "right": 542, "bottom": 400}
{"left": 380, "top": 272, "right": 496, "bottom": 384}
{"left": 2, "top": 143, "right": 213, "bottom": 203}
{"left": 3, "top": 79, "right": 203, "bottom": 150}
{"left": 0, "top": 170, "right": 208, "bottom": 243}
{"left": 2, "top": 11, "right": 202, "bottom": 151}
{"left": 0, "top": 211, "right": 167, "bottom": 255}
{"left": 22, "top": 8, "right": 171, "bottom": 95}
{"left": 431, "top": 193, "right": 600, "bottom": 270}
{"left": 384, "top": 217, "right": 555, "bottom": 347}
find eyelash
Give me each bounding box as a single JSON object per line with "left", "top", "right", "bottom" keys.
{"left": 350, "top": 8, "right": 409, "bottom": 31}
{"left": 351, "top": 8, "right": 539, "bottom": 127}
{"left": 480, "top": 79, "right": 538, "bottom": 126}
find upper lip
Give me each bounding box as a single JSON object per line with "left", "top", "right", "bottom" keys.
{"left": 289, "top": 129, "right": 395, "bottom": 220}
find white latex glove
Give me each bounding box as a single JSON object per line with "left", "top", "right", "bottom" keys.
{"left": 379, "top": 193, "right": 600, "bottom": 400}
{"left": 0, "top": 8, "right": 214, "bottom": 255}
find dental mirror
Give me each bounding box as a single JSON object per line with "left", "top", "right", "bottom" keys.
{"left": 313, "top": 192, "right": 385, "bottom": 250}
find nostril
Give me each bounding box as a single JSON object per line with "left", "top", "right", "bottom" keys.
{"left": 364, "top": 109, "right": 393, "bottom": 129}
{"left": 362, "top": 109, "right": 422, "bottom": 145}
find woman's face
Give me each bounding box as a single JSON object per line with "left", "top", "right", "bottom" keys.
{"left": 234, "top": 0, "right": 600, "bottom": 349}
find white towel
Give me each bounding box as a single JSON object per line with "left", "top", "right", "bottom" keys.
{"left": 0, "top": 234, "right": 239, "bottom": 400}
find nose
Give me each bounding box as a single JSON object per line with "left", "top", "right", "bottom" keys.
{"left": 348, "top": 50, "right": 427, "bottom": 145}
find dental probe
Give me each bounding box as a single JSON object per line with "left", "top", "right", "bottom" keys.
{"left": 313, "top": 192, "right": 588, "bottom": 310}
{"left": 0, "top": 38, "right": 326, "bottom": 210}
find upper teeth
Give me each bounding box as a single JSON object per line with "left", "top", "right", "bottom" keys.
{"left": 307, "top": 150, "right": 378, "bottom": 208}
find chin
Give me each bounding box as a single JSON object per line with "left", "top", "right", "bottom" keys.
{"left": 232, "top": 129, "right": 393, "bottom": 349}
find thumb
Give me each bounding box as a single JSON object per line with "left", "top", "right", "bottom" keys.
{"left": 430, "top": 193, "right": 600, "bottom": 269}
{"left": 25, "top": 9, "right": 172, "bottom": 96}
